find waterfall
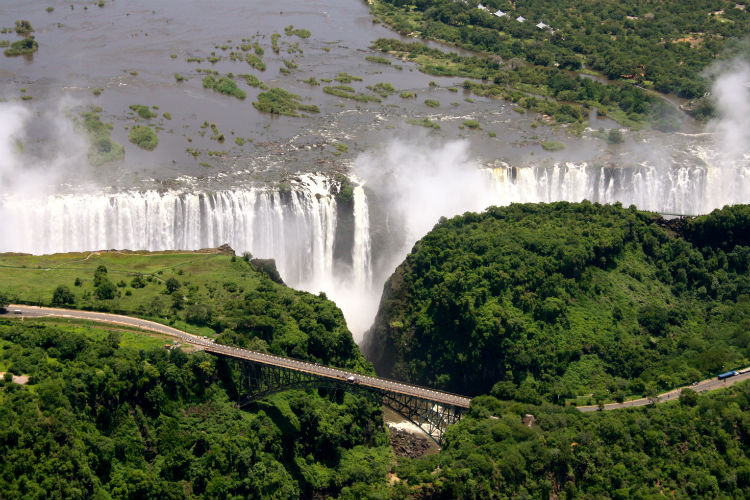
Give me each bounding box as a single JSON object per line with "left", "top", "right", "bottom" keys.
{"left": 0, "top": 174, "right": 344, "bottom": 290}
{"left": 485, "top": 162, "right": 750, "bottom": 215}
{"left": 351, "top": 185, "right": 372, "bottom": 290}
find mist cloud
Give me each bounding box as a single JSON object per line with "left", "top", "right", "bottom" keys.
{"left": 0, "top": 100, "right": 90, "bottom": 198}
{"left": 708, "top": 59, "right": 750, "bottom": 164}
{"left": 355, "top": 138, "right": 493, "bottom": 248}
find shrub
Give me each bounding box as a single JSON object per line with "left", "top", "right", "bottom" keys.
{"left": 128, "top": 104, "right": 157, "bottom": 119}
{"left": 202, "top": 75, "right": 246, "bottom": 99}
{"left": 89, "top": 136, "right": 125, "bottom": 166}
{"left": 128, "top": 126, "right": 158, "bottom": 150}
{"left": 424, "top": 99, "right": 440, "bottom": 107}
{"left": 4, "top": 38, "right": 38, "bottom": 57}
{"left": 608, "top": 128, "right": 624, "bottom": 144}
{"left": 406, "top": 117, "right": 440, "bottom": 129}
{"left": 15, "top": 20, "right": 34, "bottom": 36}
{"left": 165, "top": 277, "right": 180, "bottom": 293}
{"left": 541, "top": 141, "right": 565, "bottom": 151}
{"left": 95, "top": 279, "right": 116, "bottom": 300}
{"left": 253, "top": 88, "right": 319, "bottom": 116}
{"left": 463, "top": 119, "right": 481, "bottom": 129}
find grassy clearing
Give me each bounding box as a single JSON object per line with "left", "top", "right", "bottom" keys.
{"left": 0, "top": 250, "right": 253, "bottom": 336}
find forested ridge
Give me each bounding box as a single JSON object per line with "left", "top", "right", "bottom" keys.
{"left": 0, "top": 322, "right": 390, "bottom": 499}
{"left": 364, "top": 203, "right": 750, "bottom": 403}
{"left": 0, "top": 253, "right": 393, "bottom": 499}
{"left": 392, "top": 385, "right": 750, "bottom": 499}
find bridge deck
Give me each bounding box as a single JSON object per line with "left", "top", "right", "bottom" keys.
{"left": 6, "top": 305, "right": 472, "bottom": 408}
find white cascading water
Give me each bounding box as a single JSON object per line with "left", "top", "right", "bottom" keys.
{"left": 0, "top": 174, "right": 341, "bottom": 289}
{"left": 351, "top": 185, "right": 372, "bottom": 290}
{"left": 485, "top": 161, "right": 750, "bottom": 215}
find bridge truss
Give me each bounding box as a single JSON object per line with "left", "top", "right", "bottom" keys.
{"left": 230, "top": 358, "right": 466, "bottom": 445}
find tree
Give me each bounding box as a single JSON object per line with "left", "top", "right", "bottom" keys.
{"left": 0, "top": 291, "right": 8, "bottom": 311}
{"left": 608, "top": 128, "right": 624, "bottom": 144}
{"left": 165, "top": 277, "right": 180, "bottom": 294}
{"left": 679, "top": 388, "right": 699, "bottom": 407}
{"left": 96, "top": 279, "right": 117, "bottom": 300}
{"left": 52, "top": 285, "right": 75, "bottom": 306}
{"left": 130, "top": 274, "right": 147, "bottom": 288}
{"left": 94, "top": 265, "right": 108, "bottom": 286}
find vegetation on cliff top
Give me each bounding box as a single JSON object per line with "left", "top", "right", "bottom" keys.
{"left": 0, "top": 251, "right": 365, "bottom": 371}
{"left": 394, "top": 385, "right": 750, "bottom": 499}
{"left": 364, "top": 203, "right": 750, "bottom": 403}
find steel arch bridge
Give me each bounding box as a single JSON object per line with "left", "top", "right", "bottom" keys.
{"left": 217, "top": 355, "right": 469, "bottom": 446}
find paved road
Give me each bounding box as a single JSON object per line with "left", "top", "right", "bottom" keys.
{"left": 577, "top": 370, "right": 750, "bottom": 412}
{"left": 4, "top": 305, "right": 472, "bottom": 409}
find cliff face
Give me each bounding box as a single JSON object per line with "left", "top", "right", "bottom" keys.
{"left": 362, "top": 264, "right": 406, "bottom": 378}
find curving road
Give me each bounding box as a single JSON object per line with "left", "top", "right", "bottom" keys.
{"left": 5, "top": 305, "right": 744, "bottom": 412}
{"left": 4, "top": 305, "right": 472, "bottom": 409}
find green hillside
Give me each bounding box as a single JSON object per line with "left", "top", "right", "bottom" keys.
{"left": 394, "top": 385, "right": 750, "bottom": 499}
{"left": 0, "top": 249, "right": 391, "bottom": 498}
{"left": 0, "top": 319, "right": 390, "bottom": 499}
{"left": 0, "top": 249, "right": 364, "bottom": 371}
{"left": 364, "top": 203, "right": 750, "bottom": 403}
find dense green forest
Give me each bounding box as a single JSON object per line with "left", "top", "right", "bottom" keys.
{"left": 0, "top": 319, "right": 391, "bottom": 500}
{"left": 1, "top": 318, "right": 747, "bottom": 499}
{"left": 2, "top": 205, "right": 749, "bottom": 498}
{"left": 371, "top": 0, "right": 749, "bottom": 99}
{"left": 364, "top": 203, "right": 750, "bottom": 403}
{"left": 394, "top": 386, "right": 750, "bottom": 499}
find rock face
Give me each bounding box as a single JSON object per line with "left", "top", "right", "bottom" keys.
{"left": 361, "top": 265, "right": 406, "bottom": 378}
{"left": 388, "top": 427, "right": 432, "bottom": 458}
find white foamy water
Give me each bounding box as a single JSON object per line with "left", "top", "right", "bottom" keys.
{"left": 0, "top": 174, "right": 341, "bottom": 287}
{"left": 485, "top": 160, "right": 750, "bottom": 215}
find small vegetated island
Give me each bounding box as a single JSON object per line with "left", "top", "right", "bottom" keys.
{"left": 77, "top": 107, "right": 125, "bottom": 166}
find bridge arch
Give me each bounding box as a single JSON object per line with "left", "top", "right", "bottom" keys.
{"left": 225, "top": 357, "right": 466, "bottom": 445}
